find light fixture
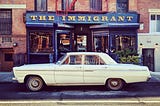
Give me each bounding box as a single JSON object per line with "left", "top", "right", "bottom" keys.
{"left": 13, "top": 42, "right": 18, "bottom": 47}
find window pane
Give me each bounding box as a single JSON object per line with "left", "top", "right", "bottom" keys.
{"left": 0, "top": 10, "right": 12, "bottom": 35}
{"left": 151, "top": 15, "right": 155, "bottom": 20}
{"left": 90, "top": 0, "right": 102, "bottom": 11}
{"left": 62, "top": 0, "right": 74, "bottom": 10}
{"left": 35, "top": 0, "right": 47, "bottom": 11}
{"left": 29, "top": 32, "right": 53, "bottom": 53}
{"left": 84, "top": 55, "right": 104, "bottom": 65}
{"left": 117, "top": 0, "right": 128, "bottom": 13}
{"left": 156, "top": 15, "right": 160, "bottom": 32}
{"left": 69, "top": 55, "right": 82, "bottom": 65}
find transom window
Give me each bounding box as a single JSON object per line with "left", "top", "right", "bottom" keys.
{"left": 0, "top": 9, "right": 12, "bottom": 35}
{"left": 150, "top": 14, "right": 160, "bottom": 33}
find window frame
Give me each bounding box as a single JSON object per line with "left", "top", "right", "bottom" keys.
{"left": 149, "top": 13, "right": 160, "bottom": 33}
{"left": 90, "top": 0, "right": 102, "bottom": 11}
{"left": 84, "top": 55, "right": 105, "bottom": 65}
{"left": 0, "top": 9, "right": 12, "bottom": 35}
{"left": 35, "top": 0, "right": 47, "bottom": 11}
{"left": 116, "top": 0, "right": 128, "bottom": 13}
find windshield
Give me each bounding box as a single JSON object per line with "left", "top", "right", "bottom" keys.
{"left": 56, "top": 54, "right": 66, "bottom": 65}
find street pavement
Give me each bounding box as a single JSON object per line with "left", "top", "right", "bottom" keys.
{"left": 0, "top": 71, "right": 160, "bottom": 106}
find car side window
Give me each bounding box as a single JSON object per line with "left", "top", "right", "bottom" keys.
{"left": 62, "top": 55, "right": 82, "bottom": 65}
{"left": 84, "top": 55, "right": 105, "bottom": 65}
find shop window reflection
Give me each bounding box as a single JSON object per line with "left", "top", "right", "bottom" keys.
{"left": 113, "top": 35, "right": 136, "bottom": 52}
{"left": 58, "top": 34, "right": 70, "bottom": 53}
{"left": 94, "top": 36, "right": 109, "bottom": 53}
{"left": 30, "top": 32, "right": 53, "bottom": 53}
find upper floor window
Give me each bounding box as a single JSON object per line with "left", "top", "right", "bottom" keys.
{"left": 35, "top": 0, "right": 47, "bottom": 11}
{"left": 0, "top": 9, "right": 12, "bottom": 35}
{"left": 62, "top": 0, "right": 75, "bottom": 11}
{"left": 116, "top": 0, "right": 128, "bottom": 13}
{"left": 150, "top": 14, "right": 160, "bottom": 33}
{"left": 90, "top": 0, "right": 102, "bottom": 11}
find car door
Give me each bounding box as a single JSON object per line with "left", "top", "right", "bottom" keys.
{"left": 83, "top": 55, "right": 108, "bottom": 84}
{"left": 55, "top": 55, "right": 83, "bottom": 84}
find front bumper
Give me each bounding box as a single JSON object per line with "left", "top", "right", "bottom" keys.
{"left": 12, "top": 77, "right": 18, "bottom": 83}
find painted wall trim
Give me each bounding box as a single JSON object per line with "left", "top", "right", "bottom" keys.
{"left": 0, "top": 4, "right": 26, "bottom": 9}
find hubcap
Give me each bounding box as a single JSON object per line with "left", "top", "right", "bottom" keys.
{"left": 31, "top": 80, "right": 39, "bottom": 87}
{"left": 111, "top": 80, "right": 118, "bottom": 87}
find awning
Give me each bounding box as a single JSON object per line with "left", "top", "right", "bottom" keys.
{"left": 90, "top": 23, "right": 140, "bottom": 29}
{"left": 26, "top": 22, "right": 74, "bottom": 29}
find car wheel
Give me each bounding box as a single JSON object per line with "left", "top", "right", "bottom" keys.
{"left": 107, "top": 78, "right": 124, "bottom": 91}
{"left": 26, "top": 76, "right": 44, "bottom": 92}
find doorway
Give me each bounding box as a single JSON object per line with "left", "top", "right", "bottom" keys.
{"left": 142, "top": 49, "right": 154, "bottom": 71}
{"left": 0, "top": 49, "right": 13, "bottom": 72}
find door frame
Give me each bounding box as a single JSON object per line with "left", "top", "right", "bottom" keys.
{"left": 142, "top": 48, "right": 155, "bottom": 71}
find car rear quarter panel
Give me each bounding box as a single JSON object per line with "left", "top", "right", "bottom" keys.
{"left": 106, "top": 70, "right": 150, "bottom": 83}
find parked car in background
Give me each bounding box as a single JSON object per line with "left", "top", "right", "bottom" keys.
{"left": 13, "top": 52, "right": 151, "bottom": 92}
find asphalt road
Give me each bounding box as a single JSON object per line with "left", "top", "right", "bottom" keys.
{"left": 0, "top": 82, "right": 160, "bottom": 100}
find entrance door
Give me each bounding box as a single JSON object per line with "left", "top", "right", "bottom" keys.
{"left": 76, "top": 35, "right": 87, "bottom": 52}
{"left": 142, "top": 49, "right": 154, "bottom": 71}
{"left": 0, "top": 49, "right": 13, "bottom": 72}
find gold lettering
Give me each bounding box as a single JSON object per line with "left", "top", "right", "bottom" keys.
{"left": 93, "top": 16, "right": 99, "bottom": 21}
{"left": 110, "top": 16, "right": 116, "bottom": 22}
{"left": 48, "top": 16, "right": 54, "bottom": 21}
{"left": 78, "top": 16, "right": 86, "bottom": 21}
{"left": 127, "top": 16, "right": 133, "bottom": 21}
{"left": 87, "top": 16, "right": 92, "bottom": 21}
{"left": 68, "top": 16, "right": 76, "bottom": 21}
{"left": 102, "top": 16, "right": 108, "bottom": 22}
{"left": 62, "top": 16, "right": 66, "bottom": 21}
{"left": 118, "top": 16, "right": 125, "bottom": 22}
{"left": 39, "top": 16, "right": 46, "bottom": 20}
{"left": 30, "top": 16, "right": 37, "bottom": 20}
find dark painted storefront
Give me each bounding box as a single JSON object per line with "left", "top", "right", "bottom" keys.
{"left": 26, "top": 11, "right": 139, "bottom": 63}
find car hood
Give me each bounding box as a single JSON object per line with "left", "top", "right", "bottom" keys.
{"left": 13, "top": 63, "right": 57, "bottom": 71}
{"left": 108, "top": 64, "right": 149, "bottom": 71}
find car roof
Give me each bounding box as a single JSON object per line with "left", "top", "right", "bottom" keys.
{"left": 66, "top": 52, "right": 105, "bottom": 55}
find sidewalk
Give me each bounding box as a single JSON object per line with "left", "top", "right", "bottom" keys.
{"left": 0, "top": 72, "right": 14, "bottom": 83}
{"left": 0, "top": 71, "right": 160, "bottom": 83}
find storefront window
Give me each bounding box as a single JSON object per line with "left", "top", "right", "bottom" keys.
{"left": 112, "top": 35, "right": 136, "bottom": 52}
{"left": 29, "top": 32, "right": 53, "bottom": 53}
{"left": 94, "top": 36, "right": 109, "bottom": 53}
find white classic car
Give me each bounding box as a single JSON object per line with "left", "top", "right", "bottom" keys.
{"left": 13, "top": 52, "right": 151, "bottom": 92}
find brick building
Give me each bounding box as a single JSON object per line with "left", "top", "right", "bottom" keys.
{"left": 137, "top": 0, "right": 160, "bottom": 72}
{"left": 0, "top": 0, "right": 141, "bottom": 72}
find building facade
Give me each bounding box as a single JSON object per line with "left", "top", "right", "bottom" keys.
{"left": 137, "top": 0, "right": 160, "bottom": 72}
{"left": 0, "top": 0, "right": 140, "bottom": 72}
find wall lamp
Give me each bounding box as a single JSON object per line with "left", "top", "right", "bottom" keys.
{"left": 13, "top": 42, "right": 18, "bottom": 47}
